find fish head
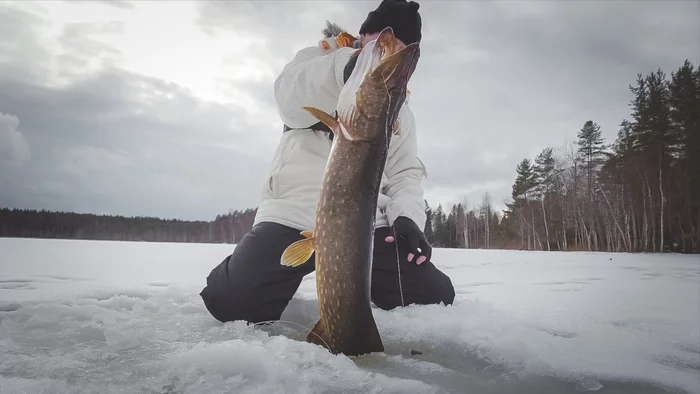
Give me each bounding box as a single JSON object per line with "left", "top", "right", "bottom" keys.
{"left": 336, "top": 27, "right": 420, "bottom": 142}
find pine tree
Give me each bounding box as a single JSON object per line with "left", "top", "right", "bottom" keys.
{"left": 424, "top": 199, "right": 435, "bottom": 245}
{"left": 511, "top": 158, "right": 538, "bottom": 250}
{"left": 630, "top": 69, "right": 674, "bottom": 251}
{"left": 512, "top": 158, "right": 536, "bottom": 198}
{"left": 534, "top": 148, "right": 556, "bottom": 250}
{"left": 576, "top": 120, "right": 608, "bottom": 250}
{"left": 577, "top": 120, "right": 607, "bottom": 201}
{"left": 480, "top": 192, "right": 493, "bottom": 249}
{"left": 668, "top": 60, "right": 700, "bottom": 252}
{"left": 432, "top": 204, "right": 446, "bottom": 247}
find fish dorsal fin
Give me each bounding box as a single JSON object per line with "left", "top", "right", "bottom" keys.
{"left": 302, "top": 107, "right": 339, "bottom": 134}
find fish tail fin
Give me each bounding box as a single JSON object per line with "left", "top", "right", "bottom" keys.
{"left": 366, "top": 314, "right": 385, "bottom": 353}
{"left": 307, "top": 314, "right": 384, "bottom": 355}
{"left": 306, "top": 320, "right": 331, "bottom": 350}
{"left": 280, "top": 231, "right": 316, "bottom": 267}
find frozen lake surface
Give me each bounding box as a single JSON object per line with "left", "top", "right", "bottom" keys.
{"left": 1, "top": 237, "right": 698, "bottom": 394}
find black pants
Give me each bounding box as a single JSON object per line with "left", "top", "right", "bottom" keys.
{"left": 200, "top": 221, "right": 455, "bottom": 324}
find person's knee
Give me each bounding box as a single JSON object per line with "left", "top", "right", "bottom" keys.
{"left": 439, "top": 272, "right": 456, "bottom": 306}
{"left": 370, "top": 287, "right": 402, "bottom": 311}
{"left": 200, "top": 221, "right": 309, "bottom": 324}
{"left": 419, "top": 264, "right": 456, "bottom": 306}
{"left": 413, "top": 279, "right": 455, "bottom": 307}
{"left": 370, "top": 264, "right": 456, "bottom": 310}
{"left": 200, "top": 287, "right": 281, "bottom": 324}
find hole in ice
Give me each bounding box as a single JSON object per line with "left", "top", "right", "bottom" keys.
{"left": 652, "top": 355, "right": 700, "bottom": 373}
{"left": 0, "top": 278, "right": 36, "bottom": 283}
{"left": 0, "top": 282, "right": 35, "bottom": 290}
{"left": 147, "top": 282, "right": 171, "bottom": 287}
{"left": 0, "top": 303, "right": 22, "bottom": 312}
{"left": 534, "top": 327, "right": 577, "bottom": 339}
{"left": 462, "top": 282, "right": 503, "bottom": 287}
{"left": 38, "top": 275, "right": 88, "bottom": 281}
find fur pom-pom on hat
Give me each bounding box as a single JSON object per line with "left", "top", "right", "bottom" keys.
{"left": 318, "top": 21, "right": 358, "bottom": 54}
{"left": 322, "top": 21, "right": 346, "bottom": 38}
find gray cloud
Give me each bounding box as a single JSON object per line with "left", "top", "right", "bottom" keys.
{"left": 0, "top": 0, "right": 698, "bottom": 220}
{"left": 0, "top": 4, "right": 52, "bottom": 82}
{"left": 0, "top": 113, "right": 31, "bottom": 167}
{"left": 72, "top": 0, "right": 134, "bottom": 10}
{"left": 0, "top": 4, "right": 276, "bottom": 220}
{"left": 0, "top": 66, "right": 275, "bottom": 220}
{"left": 195, "top": 0, "right": 370, "bottom": 74}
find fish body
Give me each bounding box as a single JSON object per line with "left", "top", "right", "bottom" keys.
{"left": 280, "top": 27, "right": 420, "bottom": 357}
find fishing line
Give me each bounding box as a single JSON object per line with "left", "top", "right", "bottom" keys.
{"left": 392, "top": 226, "right": 406, "bottom": 308}
{"left": 380, "top": 61, "right": 406, "bottom": 309}
{"left": 252, "top": 319, "right": 332, "bottom": 352}
{"left": 255, "top": 320, "right": 278, "bottom": 336}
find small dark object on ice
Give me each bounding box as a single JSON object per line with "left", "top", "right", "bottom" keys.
{"left": 410, "top": 349, "right": 423, "bottom": 355}
{"left": 161, "top": 382, "right": 177, "bottom": 394}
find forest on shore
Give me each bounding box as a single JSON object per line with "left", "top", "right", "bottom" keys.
{"left": 1, "top": 60, "right": 697, "bottom": 254}
{"left": 426, "top": 60, "right": 698, "bottom": 254}
{"left": 0, "top": 207, "right": 257, "bottom": 244}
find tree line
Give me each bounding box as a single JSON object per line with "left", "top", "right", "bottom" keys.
{"left": 422, "top": 194, "right": 508, "bottom": 250}
{"left": 0, "top": 207, "right": 256, "bottom": 244}
{"left": 422, "top": 60, "right": 699, "bottom": 254}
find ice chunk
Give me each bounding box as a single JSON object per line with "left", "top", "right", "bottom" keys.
{"left": 576, "top": 377, "right": 603, "bottom": 392}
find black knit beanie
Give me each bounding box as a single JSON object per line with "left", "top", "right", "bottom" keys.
{"left": 358, "top": 0, "right": 422, "bottom": 45}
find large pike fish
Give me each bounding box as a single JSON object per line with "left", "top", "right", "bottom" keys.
{"left": 279, "top": 27, "right": 420, "bottom": 356}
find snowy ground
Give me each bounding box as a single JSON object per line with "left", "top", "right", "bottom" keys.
{"left": 0, "top": 238, "right": 698, "bottom": 394}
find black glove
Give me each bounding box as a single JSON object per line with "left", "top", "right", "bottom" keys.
{"left": 387, "top": 216, "right": 432, "bottom": 265}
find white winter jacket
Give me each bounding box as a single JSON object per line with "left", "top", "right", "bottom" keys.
{"left": 253, "top": 41, "right": 427, "bottom": 233}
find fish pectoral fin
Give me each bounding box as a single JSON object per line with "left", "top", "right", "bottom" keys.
{"left": 280, "top": 236, "right": 316, "bottom": 267}
{"left": 367, "top": 315, "right": 385, "bottom": 353}
{"left": 338, "top": 107, "right": 373, "bottom": 142}
{"left": 302, "top": 107, "right": 339, "bottom": 133}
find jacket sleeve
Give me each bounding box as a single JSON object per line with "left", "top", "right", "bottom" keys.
{"left": 273, "top": 46, "right": 355, "bottom": 129}
{"left": 382, "top": 104, "right": 428, "bottom": 231}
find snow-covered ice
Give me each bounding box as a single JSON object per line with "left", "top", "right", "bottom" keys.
{"left": 1, "top": 237, "right": 698, "bottom": 394}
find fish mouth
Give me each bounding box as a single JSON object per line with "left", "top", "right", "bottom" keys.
{"left": 333, "top": 27, "right": 421, "bottom": 142}
{"left": 343, "top": 27, "right": 420, "bottom": 96}
{"left": 369, "top": 28, "right": 420, "bottom": 93}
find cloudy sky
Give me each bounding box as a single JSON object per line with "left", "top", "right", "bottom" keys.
{"left": 1, "top": 0, "right": 698, "bottom": 221}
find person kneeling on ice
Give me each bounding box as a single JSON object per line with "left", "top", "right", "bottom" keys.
{"left": 199, "top": 0, "right": 455, "bottom": 325}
